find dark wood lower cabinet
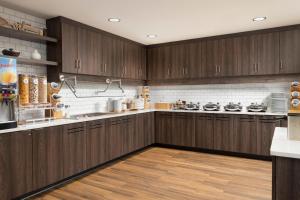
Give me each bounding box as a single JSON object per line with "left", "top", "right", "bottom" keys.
{"left": 233, "top": 115, "right": 257, "bottom": 154}
{"left": 273, "top": 156, "right": 300, "bottom": 200}
{"left": 32, "top": 126, "right": 64, "bottom": 190}
{"left": 63, "top": 123, "right": 87, "bottom": 177}
{"left": 86, "top": 119, "right": 107, "bottom": 169}
{"left": 144, "top": 112, "right": 155, "bottom": 146}
{"left": 171, "top": 113, "right": 195, "bottom": 147}
{"left": 214, "top": 115, "right": 234, "bottom": 152}
{"left": 195, "top": 114, "right": 214, "bottom": 149}
{"left": 124, "top": 116, "right": 136, "bottom": 154}
{"left": 257, "top": 116, "right": 282, "bottom": 156}
{"left": 0, "top": 133, "right": 11, "bottom": 200}
{"left": 107, "top": 118, "right": 124, "bottom": 160}
{"left": 155, "top": 112, "right": 173, "bottom": 144}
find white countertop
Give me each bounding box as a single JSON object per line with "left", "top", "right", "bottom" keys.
{"left": 0, "top": 109, "right": 286, "bottom": 134}
{"left": 271, "top": 127, "right": 300, "bottom": 159}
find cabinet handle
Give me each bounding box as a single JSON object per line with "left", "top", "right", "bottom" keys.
{"left": 167, "top": 68, "right": 170, "bottom": 76}
{"left": 28, "top": 133, "right": 32, "bottom": 136}
{"left": 256, "top": 64, "right": 259, "bottom": 73}
{"left": 74, "top": 59, "right": 78, "bottom": 69}
{"left": 78, "top": 60, "right": 81, "bottom": 70}
{"left": 218, "top": 66, "right": 221, "bottom": 73}
{"left": 280, "top": 60, "right": 283, "bottom": 70}
{"left": 104, "top": 63, "right": 107, "bottom": 73}
{"left": 215, "top": 65, "right": 218, "bottom": 74}
{"left": 185, "top": 67, "right": 188, "bottom": 75}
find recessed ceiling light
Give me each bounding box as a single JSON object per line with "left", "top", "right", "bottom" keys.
{"left": 147, "top": 34, "right": 157, "bottom": 38}
{"left": 253, "top": 16, "right": 267, "bottom": 22}
{"left": 108, "top": 18, "right": 120, "bottom": 22}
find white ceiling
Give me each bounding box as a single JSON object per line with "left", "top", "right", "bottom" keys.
{"left": 1, "top": 0, "right": 300, "bottom": 45}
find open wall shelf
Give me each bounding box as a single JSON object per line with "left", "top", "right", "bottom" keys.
{"left": 0, "top": 26, "right": 58, "bottom": 43}
{"left": 17, "top": 57, "right": 58, "bottom": 66}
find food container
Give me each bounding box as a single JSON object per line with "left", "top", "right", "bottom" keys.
{"left": 154, "top": 102, "right": 172, "bottom": 110}
{"left": 290, "top": 81, "right": 300, "bottom": 92}
{"left": 29, "top": 76, "right": 39, "bottom": 104}
{"left": 291, "top": 91, "right": 300, "bottom": 99}
{"left": 113, "top": 99, "right": 123, "bottom": 113}
{"left": 290, "top": 99, "right": 300, "bottom": 111}
{"left": 18, "top": 74, "right": 29, "bottom": 105}
{"left": 38, "top": 76, "right": 47, "bottom": 104}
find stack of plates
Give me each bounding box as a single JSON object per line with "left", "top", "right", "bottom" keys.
{"left": 270, "top": 93, "right": 288, "bottom": 113}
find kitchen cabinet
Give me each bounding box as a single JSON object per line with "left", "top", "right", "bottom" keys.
{"left": 124, "top": 115, "right": 136, "bottom": 153}
{"left": 257, "top": 116, "right": 282, "bottom": 156}
{"left": 205, "top": 38, "right": 235, "bottom": 77}
{"left": 10, "top": 130, "right": 33, "bottom": 199}
{"left": 273, "top": 156, "right": 300, "bottom": 200}
{"left": 233, "top": 35, "right": 252, "bottom": 76}
{"left": 107, "top": 117, "right": 125, "bottom": 160}
{"left": 187, "top": 41, "right": 207, "bottom": 78}
{"left": 47, "top": 17, "right": 146, "bottom": 81}
{"left": 250, "top": 32, "right": 280, "bottom": 75}
{"left": 136, "top": 113, "right": 146, "bottom": 150}
{"left": 155, "top": 112, "right": 173, "bottom": 144}
{"left": 86, "top": 119, "right": 107, "bottom": 169}
{"left": 63, "top": 123, "right": 87, "bottom": 177}
{"left": 0, "top": 133, "right": 11, "bottom": 200}
{"left": 233, "top": 115, "right": 257, "bottom": 154}
{"left": 195, "top": 114, "right": 214, "bottom": 149}
{"left": 279, "top": 29, "right": 300, "bottom": 74}
{"left": 170, "top": 44, "right": 187, "bottom": 79}
{"left": 171, "top": 113, "right": 195, "bottom": 147}
{"left": 213, "top": 115, "right": 234, "bottom": 151}
{"left": 144, "top": 112, "right": 155, "bottom": 146}
{"left": 61, "top": 22, "right": 78, "bottom": 74}
{"left": 32, "top": 126, "right": 64, "bottom": 190}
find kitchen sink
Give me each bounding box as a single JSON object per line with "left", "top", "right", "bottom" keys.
{"left": 69, "top": 112, "right": 110, "bottom": 120}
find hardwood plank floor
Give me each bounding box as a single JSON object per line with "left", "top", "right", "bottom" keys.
{"left": 33, "top": 147, "right": 272, "bottom": 200}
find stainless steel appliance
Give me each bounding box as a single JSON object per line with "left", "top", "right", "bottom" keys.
{"left": 224, "top": 102, "right": 242, "bottom": 112}
{"left": 203, "top": 102, "right": 220, "bottom": 111}
{"left": 0, "top": 56, "right": 17, "bottom": 130}
{"left": 246, "top": 103, "right": 267, "bottom": 112}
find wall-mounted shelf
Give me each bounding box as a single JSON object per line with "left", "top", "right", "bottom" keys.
{"left": 0, "top": 26, "right": 58, "bottom": 43}
{"left": 17, "top": 57, "right": 58, "bottom": 66}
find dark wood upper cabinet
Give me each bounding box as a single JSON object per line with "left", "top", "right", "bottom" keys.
{"left": 251, "top": 32, "right": 280, "bottom": 75}
{"left": 63, "top": 123, "right": 87, "bottom": 177}
{"left": 10, "top": 130, "right": 33, "bottom": 199}
{"left": 170, "top": 44, "right": 186, "bottom": 79}
{"left": 32, "top": 126, "right": 64, "bottom": 190}
{"left": 279, "top": 29, "right": 300, "bottom": 74}
{"left": 233, "top": 35, "right": 252, "bottom": 76}
{"left": 61, "top": 22, "right": 78, "bottom": 74}
{"left": 205, "top": 39, "right": 219, "bottom": 77}
{"left": 86, "top": 119, "right": 107, "bottom": 169}
{"left": 195, "top": 114, "right": 214, "bottom": 149}
{"left": 187, "top": 41, "right": 206, "bottom": 78}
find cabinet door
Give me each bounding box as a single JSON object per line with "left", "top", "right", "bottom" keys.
{"left": 219, "top": 37, "right": 235, "bottom": 76}
{"left": 187, "top": 41, "right": 206, "bottom": 78}
{"left": 136, "top": 114, "right": 145, "bottom": 150}
{"left": 32, "top": 126, "right": 64, "bottom": 190}
{"left": 195, "top": 114, "right": 214, "bottom": 149}
{"left": 279, "top": 29, "right": 300, "bottom": 74}
{"left": 86, "top": 120, "right": 107, "bottom": 169}
{"left": 170, "top": 44, "right": 186, "bottom": 79}
{"left": 107, "top": 118, "right": 123, "bottom": 160}
{"left": 155, "top": 112, "right": 173, "bottom": 144}
{"left": 171, "top": 113, "right": 195, "bottom": 147}
{"left": 137, "top": 46, "right": 147, "bottom": 80}
{"left": 233, "top": 115, "right": 257, "bottom": 154}
{"left": 10, "top": 131, "right": 33, "bottom": 199}
{"left": 61, "top": 22, "right": 78, "bottom": 74}
{"left": 214, "top": 115, "right": 234, "bottom": 151}
{"left": 256, "top": 32, "right": 280, "bottom": 75}
{"left": 124, "top": 42, "right": 138, "bottom": 79}
{"left": 205, "top": 39, "right": 219, "bottom": 77}
{"left": 147, "top": 47, "right": 159, "bottom": 80}
{"left": 0, "top": 134, "right": 11, "bottom": 200}
{"left": 233, "top": 35, "right": 252, "bottom": 76}
{"left": 124, "top": 115, "right": 136, "bottom": 154}
{"left": 257, "top": 116, "right": 282, "bottom": 156}
{"left": 144, "top": 112, "right": 155, "bottom": 146}
{"left": 113, "top": 38, "right": 125, "bottom": 78}
{"left": 63, "top": 123, "right": 87, "bottom": 177}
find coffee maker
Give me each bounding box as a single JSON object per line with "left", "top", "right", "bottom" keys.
{"left": 0, "top": 56, "right": 17, "bottom": 130}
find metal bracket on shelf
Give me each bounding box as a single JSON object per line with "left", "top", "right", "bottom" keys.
{"left": 59, "top": 75, "right": 125, "bottom": 98}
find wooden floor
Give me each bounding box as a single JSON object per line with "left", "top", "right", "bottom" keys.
{"left": 34, "top": 147, "right": 272, "bottom": 200}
